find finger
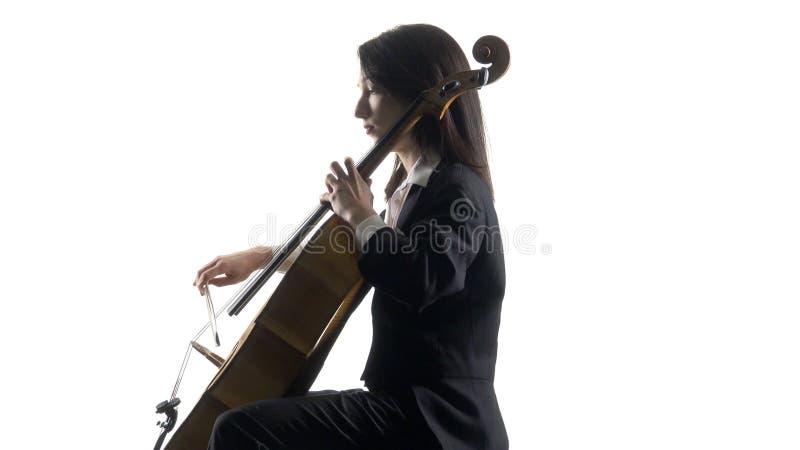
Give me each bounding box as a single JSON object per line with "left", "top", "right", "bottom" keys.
{"left": 195, "top": 257, "right": 220, "bottom": 283}
{"left": 198, "top": 273, "right": 226, "bottom": 295}
{"left": 319, "top": 192, "right": 333, "bottom": 210}
{"left": 366, "top": 178, "right": 372, "bottom": 186}
{"left": 196, "top": 263, "right": 224, "bottom": 292}
{"left": 344, "top": 157, "right": 359, "bottom": 180}
{"left": 325, "top": 173, "right": 339, "bottom": 191}
{"left": 198, "top": 276, "right": 231, "bottom": 296}
{"left": 330, "top": 161, "right": 347, "bottom": 181}
{"left": 207, "top": 276, "right": 233, "bottom": 288}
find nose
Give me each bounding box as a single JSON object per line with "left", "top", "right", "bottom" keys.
{"left": 354, "top": 93, "right": 370, "bottom": 120}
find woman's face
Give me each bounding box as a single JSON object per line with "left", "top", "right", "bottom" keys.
{"left": 355, "top": 73, "right": 408, "bottom": 141}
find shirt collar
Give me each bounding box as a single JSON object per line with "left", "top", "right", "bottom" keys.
{"left": 403, "top": 153, "right": 442, "bottom": 188}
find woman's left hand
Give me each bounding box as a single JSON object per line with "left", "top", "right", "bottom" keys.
{"left": 319, "top": 156, "right": 377, "bottom": 228}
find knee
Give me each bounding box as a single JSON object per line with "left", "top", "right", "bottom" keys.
{"left": 209, "top": 404, "right": 287, "bottom": 450}
{"left": 208, "top": 408, "right": 248, "bottom": 449}
{"left": 212, "top": 408, "right": 240, "bottom": 432}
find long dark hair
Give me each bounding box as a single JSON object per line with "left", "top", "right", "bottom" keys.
{"left": 357, "top": 24, "right": 493, "bottom": 201}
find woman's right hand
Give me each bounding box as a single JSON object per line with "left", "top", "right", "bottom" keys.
{"left": 193, "top": 247, "right": 273, "bottom": 295}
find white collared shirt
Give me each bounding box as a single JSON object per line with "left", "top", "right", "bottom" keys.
{"left": 355, "top": 153, "right": 441, "bottom": 248}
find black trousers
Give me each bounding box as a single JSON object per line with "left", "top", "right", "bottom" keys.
{"left": 207, "top": 386, "right": 441, "bottom": 450}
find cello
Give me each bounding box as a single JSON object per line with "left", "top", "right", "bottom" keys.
{"left": 154, "top": 34, "right": 510, "bottom": 450}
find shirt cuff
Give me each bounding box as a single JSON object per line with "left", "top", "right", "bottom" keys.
{"left": 355, "top": 214, "right": 389, "bottom": 250}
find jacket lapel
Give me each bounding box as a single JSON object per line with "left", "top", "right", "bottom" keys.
{"left": 395, "top": 184, "right": 423, "bottom": 232}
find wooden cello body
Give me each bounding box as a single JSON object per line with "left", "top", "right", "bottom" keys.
{"left": 155, "top": 35, "right": 510, "bottom": 450}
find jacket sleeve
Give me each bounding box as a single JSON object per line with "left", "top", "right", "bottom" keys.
{"left": 357, "top": 183, "right": 485, "bottom": 313}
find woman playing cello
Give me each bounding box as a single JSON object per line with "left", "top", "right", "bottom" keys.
{"left": 194, "top": 24, "right": 508, "bottom": 449}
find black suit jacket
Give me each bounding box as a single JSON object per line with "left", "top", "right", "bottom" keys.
{"left": 357, "top": 161, "right": 508, "bottom": 449}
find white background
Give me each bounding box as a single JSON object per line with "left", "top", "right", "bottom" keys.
{"left": 1, "top": 1, "right": 798, "bottom": 448}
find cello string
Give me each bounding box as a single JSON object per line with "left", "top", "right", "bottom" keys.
{"left": 170, "top": 343, "right": 193, "bottom": 400}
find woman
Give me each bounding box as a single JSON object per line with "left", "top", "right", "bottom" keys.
{"left": 194, "top": 24, "right": 507, "bottom": 449}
